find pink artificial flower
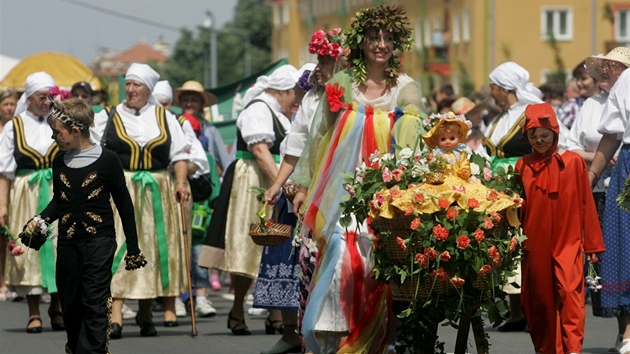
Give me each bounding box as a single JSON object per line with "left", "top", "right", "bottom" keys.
{"left": 483, "top": 167, "right": 493, "bottom": 181}
{"left": 509, "top": 236, "right": 518, "bottom": 253}
{"left": 11, "top": 245, "right": 24, "bottom": 256}
{"left": 468, "top": 198, "right": 480, "bottom": 209}
{"left": 451, "top": 276, "right": 466, "bottom": 288}
{"left": 381, "top": 167, "right": 393, "bottom": 182}
{"left": 483, "top": 216, "right": 494, "bottom": 230}
{"left": 410, "top": 218, "right": 421, "bottom": 230}
{"left": 344, "top": 184, "right": 355, "bottom": 197}
{"left": 396, "top": 237, "right": 407, "bottom": 251}
{"left": 440, "top": 250, "right": 451, "bottom": 262}
{"left": 489, "top": 246, "right": 501, "bottom": 267}
{"left": 414, "top": 253, "right": 428, "bottom": 269}
{"left": 430, "top": 268, "right": 448, "bottom": 282}
{"left": 424, "top": 247, "right": 437, "bottom": 260}
{"left": 456, "top": 235, "right": 470, "bottom": 250}
{"left": 473, "top": 228, "right": 485, "bottom": 242}
{"left": 404, "top": 206, "right": 414, "bottom": 216}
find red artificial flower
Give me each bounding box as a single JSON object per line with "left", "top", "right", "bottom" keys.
{"left": 477, "top": 264, "right": 492, "bottom": 277}
{"left": 483, "top": 216, "right": 494, "bottom": 230}
{"left": 509, "top": 236, "right": 518, "bottom": 253}
{"left": 424, "top": 247, "right": 437, "bottom": 260}
{"left": 404, "top": 206, "right": 414, "bottom": 216}
{"left": 468, "top": 198, "right": 480, "bottom": 209}
{"left": 392, "top": 168, "right": 404, "bottom": 182}
{"left": 486, "top": 189, "right": 500, "bottom": 201}
{"left": 451, "top": 276, "right": 466, "bottom": 288}
{"left": 446, "top": 207, "right": 460, "bottom": 220}
{"left": 438, "top": 198, "right": 450, "bottom": 209}
{"left": 489, "top": 246, "right": 501, "bottom": 267}
{"left": 430, "top": 268, "right": 449, "bottom": 282}
{"left": 433, "top": 225, "right": 449, "bottom": 241}
{"left": 456, "top": 235, "right": 470, "bottom": 250}
{"left": 440, "top": 250, "right": 451, "bottom": 262}
{"left": 396, "top": 237, "right": 407, "bottom": 251}
{"left": 410, "top": 218, "right": 421, "bottom": 230}
{"left": 325, "top": 83, "right": 345, "bottom": 112}
{"left": 369, "top": 200, "right": 380, "bottom": 213}
{"left": 265, "top": 219, "right": 274, "bottom": 227}
{"left": 490, "top": 212, "right": 502, "bottom": 223}
{"left": 473, "top": 228, "right": 485, "bottom": 242}
{"left": 414, "top": 253, "right": 429, "bottom": 269}
{"left": 414, "top": 191, "right": 425, "bottom": 203}
{"left": 390, "top": 185, "right": 401, "bottom": 199}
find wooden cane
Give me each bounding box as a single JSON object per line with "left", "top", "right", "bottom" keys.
{"left": 180, "top": 202, "right": 198, "bottom": 337}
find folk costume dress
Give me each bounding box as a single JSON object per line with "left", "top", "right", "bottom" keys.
{"left": 199, "top": 92, "right": 290, "bottom": 279}
{"left": 39, "top": 147, "right": 140, "bottom": 354}
{"left": 594, "top": 68, "right": 630, "bottom": 318}
{"left": 293, "top": 70, "right": 424, "bottom": 353}
{"left": 516, "top": 104, "right": 605, "bottom": 354}
{"left": 91, "top": 103, "right": 190, "bottom": 299}
{"left": 0, "top": 110, "right": 59, "bottom": 296}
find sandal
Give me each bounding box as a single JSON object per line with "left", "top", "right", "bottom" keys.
{"left": 227, "top": 311, "right": 251, "bottom": 335}
{"left": 26, "top": 316, "right": 43, "bottom": 333}
{"left": 265, "top": 316, "right": 284, "bottom": 335}
{"left": 48, "top": 307, "right": 65, "bottom": 331}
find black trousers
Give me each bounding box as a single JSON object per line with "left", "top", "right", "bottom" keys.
{"left": 57, "top": 236, "right": 116, "bottom": 354}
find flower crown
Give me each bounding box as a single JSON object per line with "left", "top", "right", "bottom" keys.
{"left": 48, "top": 94, "right": 88, "bottom": 131}
{"left": 309, "top": 28, "right": 346, "bottom": 61}
{"left": 343, "top": 5, "right": 414, "bottom": 86}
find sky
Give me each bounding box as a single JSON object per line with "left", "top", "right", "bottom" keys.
{"left": 0, "top": 0, "right": 238, "bottom": 66}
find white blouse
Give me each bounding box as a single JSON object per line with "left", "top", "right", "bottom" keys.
{"left": 566, "top": 92, "right": 608, "bottom": 155}
{"left": 285, "top": 89, "right": 322, "bottom": 157}
{"left": 236, "top": 92, "right": 291, "bottom": 150}
{"left": 599, "top": 69, "right": 630, "bottom": 144}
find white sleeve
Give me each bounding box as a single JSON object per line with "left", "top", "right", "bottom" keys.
{"left": 90, "top": 108, "right": 111, "bottom": 146}
{"left": 165, "top": 111, "right": 191, "bottom": 162}
{"left": 236, "top": 101, "right": 275, "bottom": 150}
{"left": 565, "top": 106, "right": 587, "bottom": 151}
{"left": 0, "top": 121, "right": 17, "bottom": 179}
{"left": 598, "top": 71, "right": 630, "bottom": 139}
{"left": 285, "top": 93, "right": 317, "bottom": 157}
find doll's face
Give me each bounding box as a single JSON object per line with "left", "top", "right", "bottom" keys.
{"left": 526, "top": 127, "right": 555, "bottom": 155}
{"left": 434, "top": 129, "right": 460, "bottom": 150}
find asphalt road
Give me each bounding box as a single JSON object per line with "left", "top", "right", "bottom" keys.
{"left": 0, "top": 289, "right": 619, "bottom": 353}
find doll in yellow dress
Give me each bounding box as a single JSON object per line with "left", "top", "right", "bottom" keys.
{"left": 422, "top": 114, "right": 472, "bottom": 181}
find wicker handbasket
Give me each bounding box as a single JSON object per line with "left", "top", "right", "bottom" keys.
{"left": 391, "top": 274, "right": 488, "bottom": 301}
{"left": 425, "top": 171, "right": 446, "bottom": 185}
{"left": 249, "top": 222, "right": 292, "bottom": 246}
{"left": 371, "top": 213, "right": 416, "bottom": 260}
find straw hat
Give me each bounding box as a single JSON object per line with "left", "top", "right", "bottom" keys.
{"left": 174, "top": 80, "right": 218, "bottom": 107}
{"left": 585, "top": 47, "right": 630, "bottom": 81}
{"left": 422, "top": 116, "right": 471, "bottom": 149}
{"left": 451, "top": 96, "right": 489, "bottom": 119}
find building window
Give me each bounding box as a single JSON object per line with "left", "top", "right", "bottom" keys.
{"left": 452, "top": 11, "right": 461, "bottom": 44}
{"left": 424, "top": 19, "right": 432, "bottom": 48}
{"left": 462, "top": 10, "right": 471, "bottom": 43}
{"left": 541, "top": 7, "right": 573, "bottom": 41}
{"left": 616, "top": 9, "right": 630, "bottom": 42}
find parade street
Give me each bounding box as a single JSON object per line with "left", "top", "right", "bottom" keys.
{"left": 0, "top": 290, "right": 618, "bottom": 353}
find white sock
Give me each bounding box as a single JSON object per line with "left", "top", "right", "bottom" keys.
{"left": 196, "top": 296, "right": 207, "bottom": 303}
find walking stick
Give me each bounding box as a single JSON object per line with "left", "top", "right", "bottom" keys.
{"left": 180, "top": 202, "right": 198, "bottom": 337}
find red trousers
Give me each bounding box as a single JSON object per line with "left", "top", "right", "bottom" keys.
{"left": 522, "top": 249, "right": 585, "bottom": 354}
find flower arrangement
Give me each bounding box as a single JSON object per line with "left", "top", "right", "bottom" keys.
{"left": 19, "top": 215, "right": 53, "bottom": 251}
{"left": 586, "top": 257, "right": 602, "bottom": 292}
{"left": 340, "top": 112, "right": 524, "bottom": 352}
{"left": 308, "top": 28, "right": 345, "bottom": 61}
{"left": 2, "top": 225, "right": 24, "bottom": 256}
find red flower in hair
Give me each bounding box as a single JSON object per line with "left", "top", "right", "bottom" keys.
{"left": 325, "top": 83, "right": 345, "bottom": 112}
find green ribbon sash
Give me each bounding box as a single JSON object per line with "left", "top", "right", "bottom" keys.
{"left": 490, "top": 156, "right": 520, "bottom": 172}
{"left": 26, "top": 168, "right": 57, "bottom": 293}
{"left": 111, "top": 171, "right": 170, "bottom": 289}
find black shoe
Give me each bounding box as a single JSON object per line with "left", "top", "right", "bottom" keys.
{"left": 163, "top": 321, "right": 179, "bottom": 327}
{"left": 110, "top": 323, "right": 122, "bottom": 339}
{"left": 264, "top": 316, "right": 284, "bottom": 334}
{"left": 227, "top": 311, "right": 251, "bottom": 336}
{"left": 139, "top": 321, "right": 158, "bottom": 337}
{"left": 48, "top": 307, "right": 65, "bottom": 331}
{"left": 497, "top": 318, "right": 527, "bottom": 332}
{"left": 26, "top": 316, "right": 43, "bottom": 334}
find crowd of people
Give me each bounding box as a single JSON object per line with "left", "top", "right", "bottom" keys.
{"left": 3, "top": 3, "right": 630, "bottom": 354}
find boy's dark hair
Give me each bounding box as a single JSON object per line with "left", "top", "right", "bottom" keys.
{"left": 439, "top": 83, "right": 454, "bottom": 97}
{"left": 572, "top": 60, "right": 597, "bottom": 82}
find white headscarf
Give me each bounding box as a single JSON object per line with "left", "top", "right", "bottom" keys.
{"left": 489, "top": 62, "right": 543, "bottom": 105}
{"left": 152, "top": 80, "right": 173, "bottom": 103}
{"left": 242, "top": 64, "right": 298, "bottom": 107}
{"left": 125, "top": 63, "right": 160, "bottom": 105}
{"left": 15, "top": 71, "right": 55, "bottom": 114}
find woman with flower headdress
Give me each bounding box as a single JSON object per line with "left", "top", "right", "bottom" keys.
{"left": 586, "top": 46, "right": 630, "bottom": 354}
{"left": 259, "top": 29, "right": 346, "bottom": 354}
{"left": 0, "top": 72, "right": 65, "bottom": 333}
{"left": 292, "top": 4, "right": 425, "bottom": 353}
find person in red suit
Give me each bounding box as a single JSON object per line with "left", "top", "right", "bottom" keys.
{"left": 515, "top": 102, "right": 606, "bottom": 354}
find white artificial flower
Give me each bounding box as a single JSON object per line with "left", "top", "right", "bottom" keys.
{"left": 399, "top": 147, "right": 413, "bottom": 160}
{"left": 470, "top": 162, "right": 480, "bottom": 176}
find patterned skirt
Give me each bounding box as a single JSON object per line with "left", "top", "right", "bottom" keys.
{"left": 592, "top": 145, "right": 630, "bottom": 317}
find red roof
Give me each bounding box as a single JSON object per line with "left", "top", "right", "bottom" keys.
{"left": 114, "top": 41, "right": 167, "bottom": 64}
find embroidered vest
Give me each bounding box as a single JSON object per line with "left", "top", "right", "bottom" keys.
{"left": 235, "top": 99, "right": 286, "bottom": 156}
{"left": 483, "top": 113, "right": 531, "bottom": 158}
{"left": 12, "top": 116, "right": 59, "bottom": 170}
{"left": 102, "top": 106, "right": 171, "bottom": 171}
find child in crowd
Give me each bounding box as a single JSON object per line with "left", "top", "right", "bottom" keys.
{"left": 515, "top": 103, "right": 605, "bottom": 354}
{"left": 22, "top": 97, "right": 146, "bottom": 353}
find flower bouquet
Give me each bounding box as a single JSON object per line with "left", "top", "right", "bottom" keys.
{"left": 19, "top": 215, "right": 52, "bottom": 251}
{"left": 2, "top": 225, "right": 24, "bottom": 256}
{"left": 340, "top": 112, "right": 525, "bottom": 352}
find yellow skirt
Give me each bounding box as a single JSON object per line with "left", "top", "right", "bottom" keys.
{"left": 4, "top": 174, "right": 57, "bottom": 294}
{"left": 110, "top": 170, "right": 189, "bottom": 299}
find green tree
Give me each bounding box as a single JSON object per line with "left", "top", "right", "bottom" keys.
{"left": 163, "top": 0, "right": 272, "bottom": 88}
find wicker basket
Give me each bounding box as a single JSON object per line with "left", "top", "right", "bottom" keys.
{"left": 371, "top": 214, "right": 416, "bottom": 260}
{"left": 425, "top": 171, "right": 446, "bottom": 185}
{"left": 391, "top": 274, "right": 488, "bottom": 301}
{"left": 249, "top": 222, "right": 292, "bottom": 246}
